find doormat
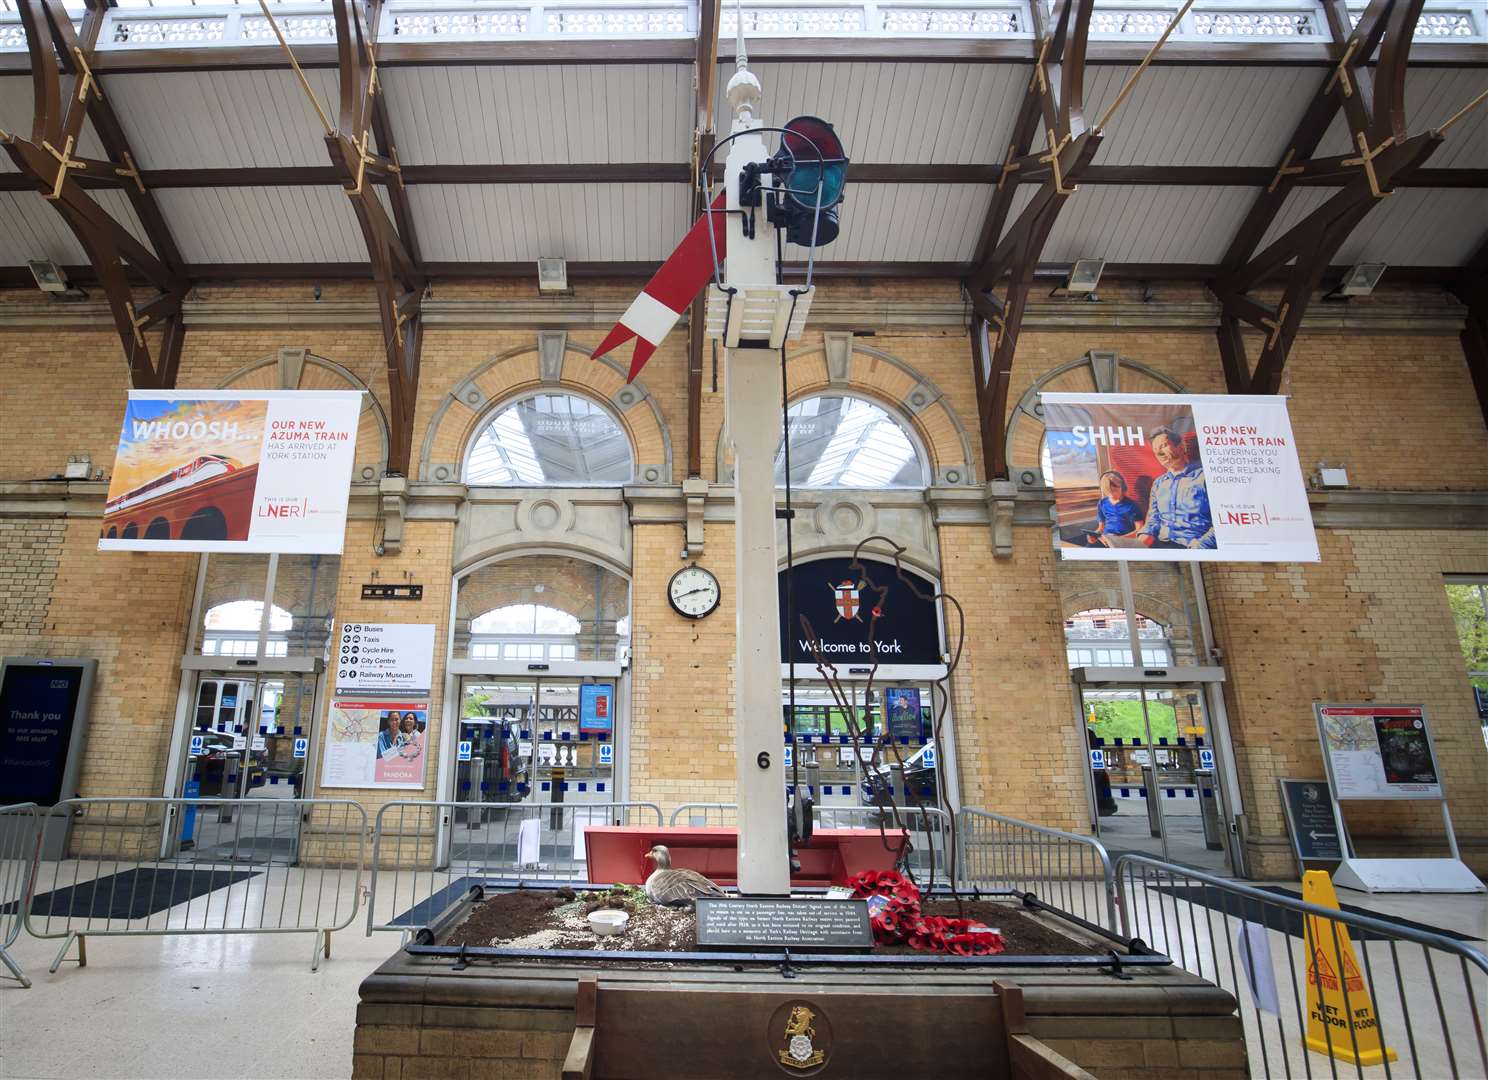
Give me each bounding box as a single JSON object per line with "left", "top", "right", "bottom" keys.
{"left": 1146, "top": 883, "right": 1479, "bottom": 943}
{"left": 5, "top": 868, "right": 260, "bottom": 920}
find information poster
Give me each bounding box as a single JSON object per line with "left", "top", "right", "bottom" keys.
{"left": 320, "top": 699, "right": 429, "bottom": 790}
{"left": 1316, "top": 704, "right": 1442, "bottom": 800}
{"left": 0, "top": 661, "right": 90, "bottom": 805}
{"left": 335, "top": 623, "right": 436, "bottom": 696}
{"left": 100, "top": 390, "right": 363, "bottom": 553}
{"left": 579, "top": 683, "right": 614, "bottom": 734}
{"left": 885, "top": 687, "right": 922, "bottom": 741}
{"left": 1041, "top": 393, "right": 1318, "bottom": 562}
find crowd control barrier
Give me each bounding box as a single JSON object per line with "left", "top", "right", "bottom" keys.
{"left": 957, "top": 808, "right": 1120, "bottom": 933}
{"left": 23, "top": 797, "right": 366, "bottom": 972}
{"left": 367, "top": 800, "right": 663, "bottom": 934}
{"left": 0, "top": 802, "right": 40, "bottom": 987}
{"left": 1116, "top": 853, "right": 1488, "bottom": 1079}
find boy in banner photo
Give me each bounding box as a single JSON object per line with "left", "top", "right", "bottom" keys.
{"left": 1045, "top": 402, "right": 1214, "bottom": 551}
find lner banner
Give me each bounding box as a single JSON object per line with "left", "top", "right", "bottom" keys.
{"left": 1041, "top": 393, "right": 1319, "bottom": 563}
{"left": 99, "top": 390, "right": 362, "bottom": 553}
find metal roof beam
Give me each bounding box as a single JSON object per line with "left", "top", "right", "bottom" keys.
{"left": 1, "top": 0, "right": 187, "bottom": 388}
{"left": 1211, "top": 0, "right": 1439, "bottom": 394}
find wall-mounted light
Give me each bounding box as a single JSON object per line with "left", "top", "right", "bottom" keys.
{"left": 1065, "top": 258, "right": 1106, "bottom": 295}
{"left": 537, "top": 258, "right": 568, "bottom": 293}
{"left": 1337, "top": 262, "right": 1387, "bottom": 297}
{"left": 1316, "top": 464, "right": 1350, "bottom": 488}
{"left": 28, "top": 259, "right": 69, "bottom": 293}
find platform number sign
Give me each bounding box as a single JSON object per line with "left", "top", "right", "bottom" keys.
{"left": 457, "top": 741, "right": 473, "bottom": 762}
{"left": 1198, "top": 748, "right": 1215, "bottom": 770}
{"left": 1090, "top": 749, "right": 1104, "bottom": 770}
{"left": 598, "top": 743, "right": 614, "bottom": 766}
{"left": 292, "top": 737, "right": 309, "bottom": 759}
{"left": 190, "top": 734, "right": 205, "bottom": 757}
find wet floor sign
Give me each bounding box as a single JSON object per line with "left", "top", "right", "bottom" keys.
{"left": 1302, "top": 870, "right": 1398, "bottom": 1066}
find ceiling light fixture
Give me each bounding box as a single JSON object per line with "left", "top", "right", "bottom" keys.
{"left": 537, "top": 258, "right": 569, "bottom": 294}
{"left": 1336, "top": 262, "right": 1387, "bottom": 297}
{"left": 28, "top": 259, "right": 69, "bottom": 293}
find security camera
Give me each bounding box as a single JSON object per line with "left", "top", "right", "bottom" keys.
{"left": 680, "top": 547, "right": 690, "bottom": 560}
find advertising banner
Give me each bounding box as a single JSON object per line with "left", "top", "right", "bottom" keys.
{"left": 335, "top": 623, "right": 436, "bottom": 697}
{"left": 579, "top": 683, "right": 615, "bottom": 734}
{"left": 1041, "top": 393, "right": 1318, "bottom": 562}
{"left": 320, "top": 699, "right": 428, "bottom": 790}
{"left": 884, "top": 687, "right": 923, "bottom": 740}
{"left": 100, "top": 390, "right": 362, "bottom": 553}
{"left": 1315, "top": 704, "right": 1442, "bottom": 800}
{"left": 780, "top": 557, "right": 942, "bottom": 667}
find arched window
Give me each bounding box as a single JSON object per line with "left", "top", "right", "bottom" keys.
{"left": 202, "top": 600, "right": 293, "bottom": 658}
{"left": 1063, "top": 608, "right": 1173, "bottom": 668}
{"left": 775, "top": 395, "right": 928, "bottom": 489}
{"left": 470, "top": 604, "right": 583, "bottom": 662}
{"left": 465, "top": 393, "right": 633, "bottom": 486}
{"left": 454, "top": 555, "right": 631, "bottom": 663}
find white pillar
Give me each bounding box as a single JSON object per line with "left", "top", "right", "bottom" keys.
{"left": 727, "top": 346, "right": 790, "bottom": 896}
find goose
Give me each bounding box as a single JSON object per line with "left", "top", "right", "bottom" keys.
{"left": 642, "top": 845, "right": 726, "bottom": 906}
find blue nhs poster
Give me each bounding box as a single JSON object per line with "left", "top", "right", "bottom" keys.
{"left": 579, "top": 683, "right": 615, "bottom": 735}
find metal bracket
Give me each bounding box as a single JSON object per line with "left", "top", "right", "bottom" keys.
{"left": 72, "top": 45, "right": 102, "bottom": 104}
{"left": 116, "top": 150, "right": 145, "bottom": 195}
{"left": 1324, "top": 38, "right": 1359, "bottom": 99}
{"left": 1267, "top": 147, "right": 1303, "bottom": 194}
{"left": 779, "top": 947, "right": 797, "bottom": 979}
{"left": 1260, "top": 302, "right": 1290, "bottom": 349}
{"left": 127, "top": 300, "right": 149, "bottom": 348}
{"left": 41, "top": 136, "right": 84, "bottom": 200}
{"left": 1039, "top": 129, "right": 1076, "bottom": 195}
{"left": 1342, "top": 132, "right": 1397, "bottom": 198}
{"left": 1028, "top": 37, "right": 1050, "bottom": 95}
{"left": 996, "top": 141, "right": 1021, "bottom": 191}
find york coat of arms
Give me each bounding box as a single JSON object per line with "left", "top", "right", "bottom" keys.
{"left": 831, "top": 579, "right": 863, "bottom": 623}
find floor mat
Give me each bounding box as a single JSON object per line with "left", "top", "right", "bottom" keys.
{"left": 6, "top": 868, "right": 259, "bottom": 920}
{"left": 1145, "top": 883, "right": 1479, "bottom": 943}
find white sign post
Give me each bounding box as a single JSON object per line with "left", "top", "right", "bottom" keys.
{"left": 1314, "top": 704, "right": 1483, "bottom": 893}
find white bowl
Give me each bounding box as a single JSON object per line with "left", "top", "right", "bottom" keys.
{"left": 588, "top": 909, "right": 629, "bottom": 936}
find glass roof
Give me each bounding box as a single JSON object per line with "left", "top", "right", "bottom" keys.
{"left": 775, "top": 395, "right": 927, "bottom": 489}
{"left": 465, "top": 393, "right": 633, "bottom": 486}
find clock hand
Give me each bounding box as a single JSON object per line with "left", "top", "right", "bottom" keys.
{"left": 675, "top": 587, "right": 714, "bottom": 599}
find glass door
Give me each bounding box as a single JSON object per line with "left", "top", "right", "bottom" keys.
{"left": 1081, "top": 682, "right": 1229, "bottom": 873}
{"left": 176, "top": 671, "right": 316, "bottom": 863}
{"left": 452, "top": 675, "right": 619, "bottom": 876}
{"left": 782, "top": 682, "right": 940, "bottom": 811}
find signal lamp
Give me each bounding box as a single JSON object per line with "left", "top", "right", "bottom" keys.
{"left": 775, "top": 115, "right": 849, "bottom": 248}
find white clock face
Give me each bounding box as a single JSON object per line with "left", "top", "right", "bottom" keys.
{"left": 669, "top": 566, "right": 720, "bottom": 619}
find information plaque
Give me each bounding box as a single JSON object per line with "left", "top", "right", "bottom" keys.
{"left": 694, "top": 898, "right": 873, "bottom": 950}
{"left": 1278, "top": 778, "right": 1344, "bottom": 863}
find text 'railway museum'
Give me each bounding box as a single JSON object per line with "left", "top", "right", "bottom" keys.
{"left": 1, "top": 0, "right": 1487, "bottom": 887}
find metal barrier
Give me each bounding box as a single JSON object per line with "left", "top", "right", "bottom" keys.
{"left": 666, "top": 802, "right": 956, "bottom": 886}
{"left": 24, "top": 798, "right": 366, "bottom": 972}
{"left": 1116, "top": 854, "right": 1488, "bottom": 1079}
{"left": 957, "top": 808, "right": 1120, "bottom": 933}
{"left": 367, "top": 800, "right": 664, "bottom": 934}
{"left": 0, "top": 803, "right": 40, "bottom": 987}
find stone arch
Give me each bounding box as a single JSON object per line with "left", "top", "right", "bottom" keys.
{"left": 1060, "top": 591, "right": 1187, "bottom": 631}
{"left": 419, "top": 334, "right": 671, "bottom": 484}
{"left": 1005, "top": 350, "right": 1185, "bottom": 488}
{"left": 218, "top": 349, "right": 390, "bottom": 483}
{"left": 714, "top": 338, "right": 976, "bottom": 487}
{"left": 779, "top": 545, "right": 941, "bottom": 582}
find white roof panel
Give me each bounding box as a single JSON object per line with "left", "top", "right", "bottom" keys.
{"left": 1315, "top": 67, "right": 1488, "bottom": 169}
{"left": 153, "top": 186, "right": 367, "bottom": 261}
{"left": 0, "top": 76, "right": 110, "bottom": 172}
{"left": 104, "top": 68, "right": 341, "bottom": 169}
{"left": 1041, "top": 184, "right": 1259, "bottom": 264}
{"left": 409, "top": 182, "right": 692, "bottom": 262}
{"left": 1257, "top": 185, "right": 1488, "bottom": 266}
{"left": 786, "top": 183, "right": 994, "bottom": 262}
{"left": 381, "top": 65, "right": 691, "bottom": 165}
{"left": 0, "top": 188, "right": 154, "bottom": 263}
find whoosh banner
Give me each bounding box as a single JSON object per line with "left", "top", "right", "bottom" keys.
{"left": 99, "top": 390, "right": 363, "bottom": 553}
{"left": 1041, "top": 392, "right": 1319, "bottom": 562}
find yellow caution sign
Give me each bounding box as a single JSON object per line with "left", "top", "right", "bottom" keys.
{"left": 1302, "top": 870, "right": 1398, "bottom": 1066}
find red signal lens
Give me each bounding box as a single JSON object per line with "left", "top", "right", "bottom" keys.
{"left": 782, "top": 116, "right": 845, "bottom": 162}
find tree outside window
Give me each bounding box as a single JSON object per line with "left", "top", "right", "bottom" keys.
{"left": 1445, "top": 577, "right": 1488, "bottom": 742}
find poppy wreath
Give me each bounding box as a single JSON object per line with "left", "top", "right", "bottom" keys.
{"left": 847, "top": 870, "right": 1005, "bottom": 955}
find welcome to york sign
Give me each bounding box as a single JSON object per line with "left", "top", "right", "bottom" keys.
{"left": 778, "top": 557, "right": 942, "bottom": 667}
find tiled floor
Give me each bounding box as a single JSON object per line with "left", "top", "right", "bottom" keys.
{"left": 1, "top": 865, "right": 1484, "bottom": 1080}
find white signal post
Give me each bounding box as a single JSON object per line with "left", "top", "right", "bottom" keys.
{"left": 718, "top": 36, "right": 793, "bottom": 896}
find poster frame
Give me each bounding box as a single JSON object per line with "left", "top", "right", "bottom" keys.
{"left": 1313, "top": 703, "right": 1445, "bottom": 802}
{"left": 0, "top": 656, "right": 96, "bottom": 807}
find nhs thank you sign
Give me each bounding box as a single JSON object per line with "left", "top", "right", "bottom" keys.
{"left": 1041, "top": 393, "right": 1318, "bottom": 563}
{"left": 100, "top": 390, "right": 362, "bottom": 553}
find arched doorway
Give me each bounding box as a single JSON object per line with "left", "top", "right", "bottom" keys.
{"left": 444, "top": 553, "right": 632, "bottom": 869}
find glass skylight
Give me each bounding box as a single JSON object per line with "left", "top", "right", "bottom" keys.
{"left": 775, "top": 395, "right": 927, "bottom": 489}
{"left": 465, "top": 393, "right": 633, "bottom": 486}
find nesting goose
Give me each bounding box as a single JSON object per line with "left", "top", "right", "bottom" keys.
{"left": 643, "top": 844, "right": 726, "bottom": 906}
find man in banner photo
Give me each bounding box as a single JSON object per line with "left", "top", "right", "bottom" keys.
{"left": 1041, "top": 392, "right": 1318, "bottom": 563}
{"left": 100, "top": 390, "right": 363, "bottom": 554}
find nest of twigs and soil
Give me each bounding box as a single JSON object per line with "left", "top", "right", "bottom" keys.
{"left": 439, "top": 878, "right": 1104, "bottom": 957}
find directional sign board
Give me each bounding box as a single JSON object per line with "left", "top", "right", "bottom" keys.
{"left": 335, "top": 623, "right": 436, "bottom": 696}
{"left": 1279, "top": 778, "right": 1344, "bottom": 862}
